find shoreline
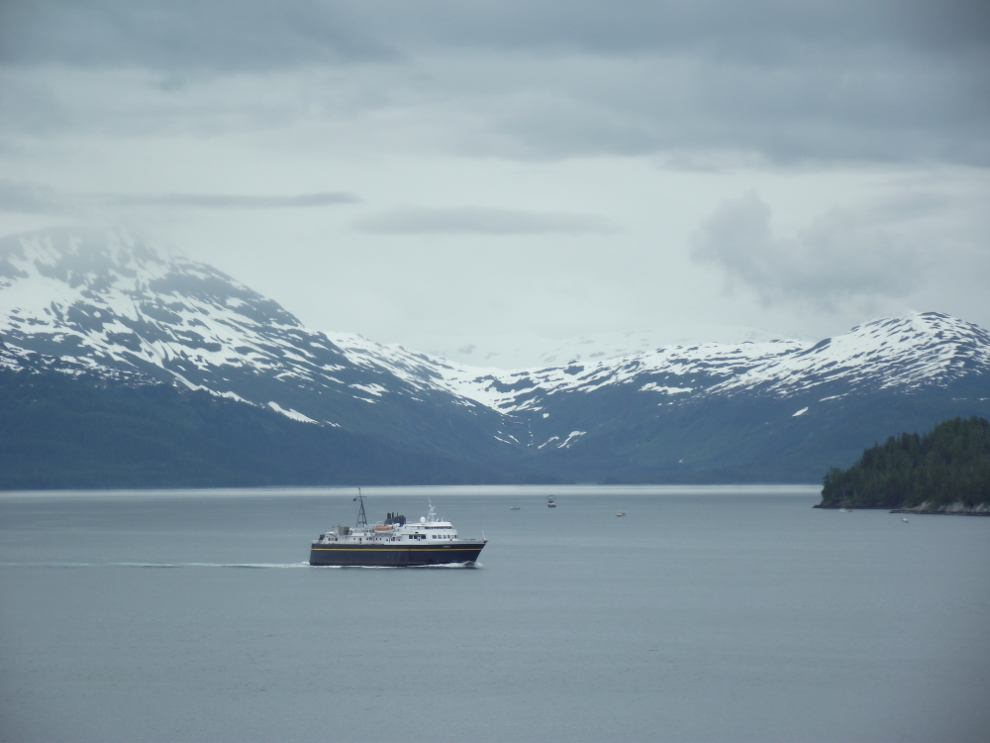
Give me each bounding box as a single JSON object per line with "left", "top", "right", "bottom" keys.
{"left": 890, "top": 507, "right": 990, "bottom": 516}
{"left": 816, "top": 501, "right": 990, "bottom": 516}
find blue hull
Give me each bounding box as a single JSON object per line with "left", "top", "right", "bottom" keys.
{"left": 309, "top": 542, "right": 485, "bottom": 566}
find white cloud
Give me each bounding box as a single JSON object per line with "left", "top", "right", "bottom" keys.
{"left": 690, "top": 190, "right": 925, "bottom": 310}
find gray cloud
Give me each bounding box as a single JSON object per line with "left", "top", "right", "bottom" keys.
{"left": 1, "top": 2, "right": 987, "bottom": 166}
{"left": 405, "top": 1, "right": 990, "bottom": 60}
{"left": 110, "top": 192, "right": 361, "bottom": 209}
{"left": 461, "top": 47, "right": 990, "bottom": 165}
{"left": 0, "top": 1, "right": 395, "bottom": 72}
{"left": 0, "top": 180, "right": 67, "bottom": 213}
{"left": 354, "top": 206, "right": 619, "bottom": 235}
{"left": 690, "top": 190, "right": 925, "bottom": 310}
{"left": 4, "top": 2, "right": 987, "bottom": 70}
{"left": 0, "top": 182, "right": 360, "bottom": 214}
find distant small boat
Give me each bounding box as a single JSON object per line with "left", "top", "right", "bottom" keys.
{"left": 902, "top": 517, "right": 909, "bottom": 523}
{"left": 616, "top": 511, "right": 625, "bottom": 517}
{"left": 839, "top": 508, "right": 852, "bottom": 513}
{"left": 509, "top": 506, "right": 521, "bottom": 510}
{"left": 547, "top": 496, "right": 556, "bottom": 508}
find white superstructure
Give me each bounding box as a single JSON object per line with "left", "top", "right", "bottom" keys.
{"left": 313, "top": 501, "right": 461, "bottom": 546}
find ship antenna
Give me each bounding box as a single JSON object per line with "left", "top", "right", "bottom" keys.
{"left": 355, "top": 488, "right": 368, "bottom": 528}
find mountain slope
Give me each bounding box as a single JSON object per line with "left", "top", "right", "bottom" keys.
{"left": 2, "top": 227, "right": 989, "bottom": 487}
{"left": 0, "top": 367, "right": 509, "bottom": 489}
{"left": 382, "top": 311, "right": 990, "bottom": 481}
{"left": 0, "top": 228, "right": 524, "bottom": 471}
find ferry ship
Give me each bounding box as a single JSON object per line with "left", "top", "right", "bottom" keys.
{"left": 309, "top": 493, "right": 487, "bottom": 567}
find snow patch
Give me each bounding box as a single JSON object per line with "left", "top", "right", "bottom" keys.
{"left": 214, "top": 390, "right": 253, "bottom": 405}
{"left": 267, "top": 401, "right": 317, "bottom": 424}
{"left": 640, "top": 382, "right": 693, "bottom": 394}
{"left": 792, "top": 407, "right": 809, "bottom": 417}
{"left": 349, "top": 383, "right": 387, "bottom": 397}
{"left": 558, "top": 431, "right": 587, "bottom": 448}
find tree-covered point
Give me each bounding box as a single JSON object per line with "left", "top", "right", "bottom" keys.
{"left": 818, "top": 417, "right": 990, "bottom": 510}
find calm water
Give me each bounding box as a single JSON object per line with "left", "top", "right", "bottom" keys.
{"left": 1, "top": 485, "right": 988, "bottom": 743}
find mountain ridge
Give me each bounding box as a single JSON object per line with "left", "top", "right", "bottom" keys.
{"left": 0, "top": 228, "right": 521, "bottom": 467}
{"left": 3, "top": 227, "right": 989, "bottom": 487}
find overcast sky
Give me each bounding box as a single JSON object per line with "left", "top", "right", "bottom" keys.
{"left": 1, "top": 1, "right": 988, "bottom": 367}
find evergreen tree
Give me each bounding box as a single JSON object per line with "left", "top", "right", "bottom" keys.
{"left": 819, "top": 417, "right": 990, "bottom": 510}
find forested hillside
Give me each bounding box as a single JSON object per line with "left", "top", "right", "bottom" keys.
{"left": 0, "top": 368, "right": 514, "bottom": 489}
{"left": 817, "top": 417, "right": 990, "bottom": 511}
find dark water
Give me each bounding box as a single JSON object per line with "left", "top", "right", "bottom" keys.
{"left": 1, "top": 485, "right": 988, "bottom": 742}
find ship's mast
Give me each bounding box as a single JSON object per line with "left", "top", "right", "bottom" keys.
{"left": 355, "top": 488, "right": 368, "bottom": 528}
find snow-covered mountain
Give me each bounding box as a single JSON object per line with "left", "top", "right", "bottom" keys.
{"left": 324, "top": 312, "right": 990, "bottom": 452}
{"left": 3, "top": 227, "right": 989, "bottom": 485}
{"left": 0, "top": 228, "right": 512, "bottom": 462}
{"left": 334, "top": 311, "right": 987, "bottom": 479}
{"left": 445, "top": 312, "right": 990, "bottom": 409}
{"left": 398, "top": 323, "right": 786, "bottom": 370}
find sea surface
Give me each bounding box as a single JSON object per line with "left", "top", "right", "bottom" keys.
{"left": 1, "top": 485, "right": 988, "bottom": 743}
